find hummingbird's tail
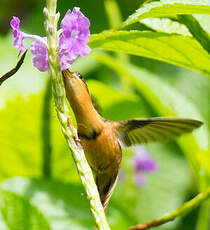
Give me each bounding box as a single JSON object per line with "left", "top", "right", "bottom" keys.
{"left": 94, "top": 173, "right": 118, "bottom": 229}
{"left": 96, "top": 172, "right": 118, "bottom": 211}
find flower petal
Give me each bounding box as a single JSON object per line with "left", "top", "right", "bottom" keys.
{"left": 10, "top": 16, "right": 26, "bottom": 54}
{"left": 59, "top": 7, "right": 91, "bottom": 69}
{"left": 10, "top": 16, "right": 20, "bottom": 30}
{"left": 31, "top": 40, "right": 49, "bottom": 72}
{"left": 80, "top": 44, "right": 91, "bottom": 57}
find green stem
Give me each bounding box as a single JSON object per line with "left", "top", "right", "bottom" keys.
{"left": 128, "top": 187, "right": 210, "bottom": 230}
{"left": 42, "top": 79, "right": 52, "bottom": 178}
{"left": 104, "top": 0, "right": 122, "bottom": 30}
{"left": 43, "top": 1, "right": 110, "bottom": 229}
{"left": 196, "top": 200, "right": 210, "bottom": 230}
{"left": 104, "top": 0, "right": 131, "bottom": 92}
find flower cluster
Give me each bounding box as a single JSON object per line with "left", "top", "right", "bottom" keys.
{"left": 133, "top": 146, "right": 157, "bottom": 187}
{"left": 10, "top": 7, "right": 91, "bottom": 72}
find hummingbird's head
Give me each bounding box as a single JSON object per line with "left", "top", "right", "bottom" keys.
{"left": 62, "top": 69, "right": 103, "bottom": 135}
{"left": 62, "top": 69, "right": 89, "bottom": 99}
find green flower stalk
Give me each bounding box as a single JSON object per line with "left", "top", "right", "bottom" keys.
{"left": 129, "top": 187, "right": 210, "bottom": 230}
{"left": 43, "top": 0, "right": 110, "bottom": 229}
{"left": 9, "top": 0, "right": 109, "bottom": 227}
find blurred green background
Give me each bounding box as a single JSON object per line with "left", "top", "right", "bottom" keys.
{"left": 0, "top": 0, "right": 209, "bottom": 229}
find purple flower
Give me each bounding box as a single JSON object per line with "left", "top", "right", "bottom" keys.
{"left": 10, "top": 16, "right": 26, "bottom": 54}
{"left": 59, "top": 7, "right": 91, "bottom": 70}
{"left": 31, "top": 39, "right": 49, "bottom": 72}
{"left": 10, "top": 7, "right": 91, "bottom": 71}
{"left": 133, "top": 146, "right": 157, "bottom": 187}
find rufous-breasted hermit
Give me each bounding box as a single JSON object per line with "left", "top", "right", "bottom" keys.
{"left": 62, "top": 69, "right": 202, "bottom": 211}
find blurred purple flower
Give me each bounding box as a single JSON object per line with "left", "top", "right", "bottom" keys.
{"left": 10, "top": 7, "right": 91, "bottom": 71}
{"left": 134, "top": 173, "right": 145, "bottom": 187}
{"left": 133, "top": 146, "right": 157, "bottom": 187}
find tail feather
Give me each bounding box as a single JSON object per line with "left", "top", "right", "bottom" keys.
{"left": 96, "top": 172, "right": 118, "bottom": 211}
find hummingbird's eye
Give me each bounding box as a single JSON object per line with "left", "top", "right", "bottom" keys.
{"left": 77, "top": 72, "right": 83, "bottom": 80}
{"left": 76, "top": 72, "right": 88, "bottom": 88}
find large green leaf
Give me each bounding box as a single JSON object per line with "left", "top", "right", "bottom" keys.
{"left": 140, "top": 17, "right": 191, "bottom": 36}
{"left": 177, "top": 15, "right": 210, "bottom": 54}
{"left": 0, "top": 190, "right": 51, "bottom": 230}
{"left": 123, "top": 0, "right": 210, "bottom": 27}
{"left": 89, "top": 31, "right": 210, "bottom": 77}
{"left": 0, "top": 178, "right": 93, "bottom": 230}
{"left": 0, "top": 89, "right": 82, "bottom": 183}
{"left": 0, "top": 177, "right": 135, "bottom": 230}
{"left": 87, "top": 79, "right": 150, "bottom": 120}
{"left": 0, "top": 94, "right": 43, "bottom": 180}
{"left": 140, "top": 15, "right": 210, "bottom": 55}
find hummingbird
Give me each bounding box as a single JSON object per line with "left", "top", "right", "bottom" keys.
{"left": 62, "top": 69, "right": 202, "bottom": 211}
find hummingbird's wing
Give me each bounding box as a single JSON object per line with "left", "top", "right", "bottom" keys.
{"left": 117, "top": 118, "right": 202, "bottom": 147}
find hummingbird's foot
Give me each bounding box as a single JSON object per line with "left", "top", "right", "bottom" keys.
{"left": 67, "top": 116, "right": 83, "bottom": 150}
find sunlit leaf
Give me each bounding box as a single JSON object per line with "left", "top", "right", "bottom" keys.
{"left": 0, "top": 90, "right": 82, "bottom": 183}
{"left": 89, "top": 31, "right": 210, "bottom": 77}
{"left": 177, "top": 15, "right": 210, "bottom": 54}
{"left": 123, "top": 0, "right": 210, "bottom": 27}
{"left": 0, "top": 177, "right": 135, "bottom": 230}
{"left": 141, "top": 18, "right": 191, "bottom": 36}
{"left": 0, "top": 190, "right": 51, "bottom": 230}
{"left": 0, "top": 178, "right": 94, "bottom": 229}
{"left": 0, "top": 94, "right": 44, "bottom": 180}
{"left": 87, "top": 79, "right": 150, "bottom": 120}
{"left": 0, "top": 91, "right": 72, "bottom": 182}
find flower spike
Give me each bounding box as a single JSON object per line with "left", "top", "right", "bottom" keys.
{"left": 10, "top": 7, "right": 91, "bottom": 71}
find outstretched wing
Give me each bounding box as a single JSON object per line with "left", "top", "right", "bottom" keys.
{"left": 117, "top": 118, "right": 202, "bottom": 147}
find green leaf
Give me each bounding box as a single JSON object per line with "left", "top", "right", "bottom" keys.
{"left": 89, "top": 31, "right": 210, "bottom": 77}
{"left": 0, "top": 177, "right": 135, "bottom": 230}
{"left": 140, "top": 17, "right": 191, "bottom": 36}
{"left": 123, "top": 0, "right": 210, "bottom": 27}
{"left": 0, "top": 178, "right": 94, "bottom": 229}
{"left": 0, "top": 190, "right": 51, "bottom": 230}
{"left": 0, "top": 91, "right": 80, "bottom": 183}
{"left": 87, "top": 79, "right": 150, "bottom": 120}
{"left": 0, "top": 94, "right": 44, "bottom": 180}
{"left": 177, "top": 15, "right": 210, "bottom": 54}
{"left": 140, "top": 15, "right": 210, "bottom": 56}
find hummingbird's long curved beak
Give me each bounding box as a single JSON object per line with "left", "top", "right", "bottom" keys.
{"left": 62, "top": 69, "right": 74, "bottom": 79}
